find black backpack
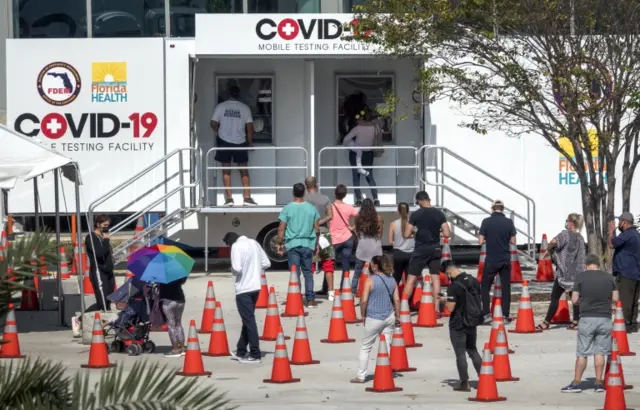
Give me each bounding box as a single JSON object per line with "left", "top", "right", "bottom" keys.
{"left": 461, "top": 276, "right": 483, "bottom": 327}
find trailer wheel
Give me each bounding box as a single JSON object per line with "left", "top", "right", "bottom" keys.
{"left": 256, "top": 223, "right": 288, "bottom": 270}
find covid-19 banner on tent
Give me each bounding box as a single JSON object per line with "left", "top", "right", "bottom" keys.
{"left": 6, "top": 38, "right": 166, "bottom": 213}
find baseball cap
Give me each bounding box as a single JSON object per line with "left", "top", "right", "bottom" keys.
{"left": 618, "top": 212, "right": 635, "bottom": 223}
{"left": 491, "top": 200, "right": 505, "bottom": 209}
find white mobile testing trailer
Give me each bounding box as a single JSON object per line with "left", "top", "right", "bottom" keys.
{"left": 5, "top": 13, "right": 640, "bottom": 270}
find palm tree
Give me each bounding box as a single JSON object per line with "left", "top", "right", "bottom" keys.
{"left": 0, "top": 229, "right": 234, "bottom": 410}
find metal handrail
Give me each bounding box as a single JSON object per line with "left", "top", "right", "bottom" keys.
{"left": 317, "top": 145, "right": 421, "bottom": 194}
{"left": 87, "top": 147, "right": 200, "bottom": 236}
{"left": 204, "top": 146, "right": 309, "bottom": 206}
{"left": 419, "top": 145, "right": 537, "bottom": 258}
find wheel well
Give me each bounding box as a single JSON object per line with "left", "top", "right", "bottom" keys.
{"left": 256, "top": 221, "right": 279, "bottom": 244}
{"left": 256, "top": 221, "right": 288, "bottom": 270}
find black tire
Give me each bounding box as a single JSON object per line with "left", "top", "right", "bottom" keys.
{"left": 143, "top": 341, "right": 156, "bottom": 354}
{"left": 256, "top": 223, "right": 288, "bottom": 270}
{"left": 126, "top": 344, "right": 139, "bottom": 356}
{"left": 109, "top": 340, "right": 124, "bottom": 353}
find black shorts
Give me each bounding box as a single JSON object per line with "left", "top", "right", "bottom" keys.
{"left": 214, "top": 137, "right": 248, "bottom": 164}
{"left": 407, "top": 246, "right": 441, "bottom": 277}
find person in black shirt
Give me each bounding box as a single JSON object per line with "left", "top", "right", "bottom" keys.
{"left": 444, "top": 261, "right": 482, "bottom": 392}
{"left": 85, "top": 214, "right": 116, "bottom": 312}
{"left": 403, "top": 191, "right": 451, "bottom": 315}
{"left": 159, "top": 278, "right": 187, "bottom": 357}
{"left": 478, "top": 200, "right": 517, "bottom": 323}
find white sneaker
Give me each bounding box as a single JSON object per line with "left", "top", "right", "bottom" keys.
{"left": 328, "top": 291, "right": 335, "bottom": 302}
{"left": 357, "top": 167, "right": 369, "bottom": 176}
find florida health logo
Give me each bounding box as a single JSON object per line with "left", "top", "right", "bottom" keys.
{"left": 558, "top": 131, "right": 607, "bottom": 185}
{"left": 91, "top": 62, "right": 127, "bottom": 103}
{"left": 37, "top": 62, "right": 82, "bottom": 106}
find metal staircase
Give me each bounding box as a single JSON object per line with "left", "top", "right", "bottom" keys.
{"left": 420, "top": 145, "right": 537, "bottom": 268}
{"left": 86, "top": 148, "right": 200, "bottom": 265}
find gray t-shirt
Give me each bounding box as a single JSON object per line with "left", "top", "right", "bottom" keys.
{"left": 304, "top": 192, "right": 330, "bottom": 233}
{"left": 573, "top": 270, "right": 618, "bottom": 318}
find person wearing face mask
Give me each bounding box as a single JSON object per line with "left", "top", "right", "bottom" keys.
{"left": 609, "top": 212, "right": 640, "bottom": 333}
{"left": 85, "top": 214, "right": 116, "bottom": 312}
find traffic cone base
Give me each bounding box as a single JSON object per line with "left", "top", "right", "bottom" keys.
{"left": 263, "top": 377, "right": 301, "bottom": 384}
{"left": 291, "top": 359, "right": 320, "bottom": 365}
{"left": 413, "top": 323, "right": 444, "bottom": 328}
{"left": 260, "top": 335, "right": 291, "bottom": 341}
{"left": 175, "top": 370, "right": 212, "bottom": 377}
{"left": 81, "top": 362, "right": 116, "bottom": 369}
{"left": 365, "top": 386, "right": 403, "bottom": 393}
{"left": 282, "top": 311, "right": 308, "bottom": 318}
{"left": 469, "top": 396, "right": 507, "bottom": 402}
{"left": 406, "top": 342, "right": 423, "bottom": 348}
{"left": 320, "top": 338, "right": 355, "bottom": 343}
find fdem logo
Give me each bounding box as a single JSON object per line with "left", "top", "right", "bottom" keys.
{"left": 91, "top": 62, "right": 127, "bottom": 103}
{"left": 36, "top": 62, "right": 82, "bottom": 106}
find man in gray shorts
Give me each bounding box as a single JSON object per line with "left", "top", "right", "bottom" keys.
{"left": 562, "top": 254, "right": 619, "bottom": 393}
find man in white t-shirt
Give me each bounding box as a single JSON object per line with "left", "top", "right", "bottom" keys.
{"left": 210, "top": 85, "right": 257, "bottom": 206}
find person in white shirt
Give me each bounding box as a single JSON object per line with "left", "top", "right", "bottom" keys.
{"left": 211, "top": 85, "right": 257, "bottom": 207}
{"left": 224, "top": 231, "right": 271, "bottom": 364}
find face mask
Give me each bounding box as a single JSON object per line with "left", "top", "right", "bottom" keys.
{"left": 102, "top": 226, "right": 110, "bottom": 233}
{"left": 618, "top": 224, "right": 625, "bottom": 232}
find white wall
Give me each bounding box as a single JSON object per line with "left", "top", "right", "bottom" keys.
{"left": 0, "top": 0, "right": 10, "bottom": 124}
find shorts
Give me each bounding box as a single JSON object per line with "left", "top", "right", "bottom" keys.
{"left": 576, "top": 317, "right": 613, "bottom": 357}
{"left": 407, "top": 246, "right": 441, "bottom": 277}
{"left": 215, "top": 137, "right": 248, "bottom": 164}
{"left": 320, "top": 259, "right": 335, "bottom": 273}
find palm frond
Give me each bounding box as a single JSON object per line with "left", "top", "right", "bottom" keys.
{"left": 0, "top": 357, "right": 72, "bottom": 409}
{"left": 72, "top": 361, "right": 236, "bottom": 410}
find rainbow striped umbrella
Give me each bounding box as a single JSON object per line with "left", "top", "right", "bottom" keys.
{"left": 127, "top": 244, "right": 194, "bottom": 284}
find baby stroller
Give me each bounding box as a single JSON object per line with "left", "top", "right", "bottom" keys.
{"left": 103, "top": 278, "right": 156, "bottom": 356}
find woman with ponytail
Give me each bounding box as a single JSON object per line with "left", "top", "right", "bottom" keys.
{"left": 388, "top": 202, "right": 415, "bottom": 285}
{"left": 537, "top": 213, "right": 586, "bottom": 331}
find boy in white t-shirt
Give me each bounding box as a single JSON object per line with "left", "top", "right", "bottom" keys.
{"left": 210, "top": 86, "right": 257, "bottom": 207}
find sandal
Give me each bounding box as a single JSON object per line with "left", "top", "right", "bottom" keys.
{"left": 536, "top": 321, "right": 550, "bottom": 331}
{"left": 567, "top": 321, "right": 578, "bottom": 330}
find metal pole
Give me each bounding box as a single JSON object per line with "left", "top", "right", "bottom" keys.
{"left": 204, "top": 215, "right": 209, "bottom": 274}
{"left": 85, "top": 0, "right": 92, "bottom": 37}
{"left": 179, "top": 154, "right": 185, "bottom": 210}
{"left": 308, "top": 60, "right": 315, "bottom": 176}
{"left": 54, "top": 171, "right": 64, "bottom": 326}
{"left": 75, "top": 172, "right": 85, "bottom": 319}
{"left": 33, "top": 179, "right": 39, "bottom": 231}
{"left": 164, "top": 0, "right": 171, "bottom": 37}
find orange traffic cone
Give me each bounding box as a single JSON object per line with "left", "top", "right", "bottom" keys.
{"left": 390, "top": 327, "right": 416, "bottom": 372}
{"left": 0, "top": 304, "right": 25, "bottom": 359}
{"left": 400, "top": 294, "right": 422, "bottom": 348}
{"left": 365, "top": 334, "right": 402, "bottom": 393}
{"left": 321, "top": 290, "right": 355, "bottom": 343}
{"left": 509, "top": 243, "right": 523, "bottom": 283}
{"left": 442, "top": 302, "right": 452, "bottom": 317}
{"left": 494, "top": 325, "right": 519, "bottom": 382}
{"left": 414, "top": 275, "right": 443, "bottom": 328}
{"left": 282, "top": 265, "right": 306, "bottom": 318}
{"left": 550, "top": 292, "right": 571, "bottom": 324}
{"left": 39, "top": 256, "right": 48, "bottom": 278}
{"left": 468, "top": 343, "right": 506, "bottom": 402}
{"left": 176, "top": 320, "right": 212, "bottom": 377}
{"left": 534, "top": 234, "right": 554, "bottom": 282}
{"left": 124, "top": 269, "right": 134, "bottom": 279}
{"left": 398, "top": 272, "right": 405, "bottom": 295}
{"left": 439, "top": 238, "right": 452, "bottom": 287}
{"left": 203, "top": 301, "right": 230, "bottom": 357}
{"left": 129, "top": 216, "right": 145, "bottom": 254}
{"left": 82, "top": 253, "right": 95, "bottom": 295}
{"left": 17, "top": 284, "right": 39, "bottom": 311}
{"left": 477, "top": 243, "right": 486, "bottom": 282}
{"left": 341, "top": 272, "right": 362, "bottom": 324}
{"left": 0, "top": 231, "right": 7, "bottom": 262}
{"left": 613, "top": 301, "right": 636, "bottom": 356}
{"left": 600, "top": 352, "right": 632, "bottom": 410}
{"left": 59, "top": 246, "right": 71, "bottom": 279}
{"left": 199, "top": 281, "right": 216, "bottom": 334}
{"left": 411, "top": 277, "right": 423, "bottom": 310}
{"left": 71, "top": 241, "right": 79, "bottom": 276}
{"left": 81, "top": 313, "right": 116, "bottom": 369}
{"left": 510, "top": 281, "right": 542, "bottom": 334}
{"left": 256, "top": 271, "right": 269, "bottom": 309}
{"left": 605, "top": 338, "right": 633, "bottom": 390}
{"left": 356, "top": 263, "right": 370, "bottom": 297}
{"left": 291, "top": 308, "right": 320, "bottom": 365}
{"left": 488, "top": 299, "right": 514, "bottom": 354}
{"left": 260, "top": 287, "right": 290, "bottom": 341}
{"left": 264, "top": 327, "right": 300, "bottom": 384}
{"left": 490, "top": 275, "right": 502, "bottom": 316}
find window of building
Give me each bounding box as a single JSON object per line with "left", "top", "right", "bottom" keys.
{"left": 215, "top": 76, "right": 274, "bottom": 144}
{"left": 89, "top": 0, "right": 165, "bottom": 37}
{"left": 343, "top": 0, "right": 365, "bottom": 13}
{"left": 14, "top": 0, "right": 88, "bottom": 38}
{"left": 168, "top": 0, "right": 243, "bottom": 37}
{"left": 337, "top": 75, "right": 394, "bottom": 144}
{"left": 247, "top": 0, "right": 320, "bottom": 13}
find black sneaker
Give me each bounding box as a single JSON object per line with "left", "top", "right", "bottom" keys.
{"left": 230, "top": 350, "right": 247, "bottom": 361}
{"left": 239, "top": 356, "right": 262, "bottom": 364}
{"left": 504, "top": 317, "right": 512, "bottom": 325}
{"left": 355, "top": 199, "right": 363, "bottom": 207}
{"left": 374, "top": 199, "right": 380, "bottom": 207}
{"left": 243, "top": 197, "right": 258, "bottom": 206}
{"left": 224, "top": 198, "right": 234, "bottom": 207}
{"left": 561, "top": 383, "right": 582, "bottom": 393}
{"left": 594, "top": 383, "right": 605, "bottom": 393}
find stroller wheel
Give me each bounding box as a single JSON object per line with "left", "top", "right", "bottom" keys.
{"left": 143, "top": 341, "right": 156, "bottom": 354}
{"left": 126, "top": 344, "right": 141, "bottom": 356}
{"left": 109, "top": 340, "right": 124, "bottom": 353}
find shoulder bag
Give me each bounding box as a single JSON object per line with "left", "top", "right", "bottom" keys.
{"left": 373, "top": 123, "right": 384, "bottom": 158}
{"left": 332, "top": 203, "right": 358, "bottom": 248}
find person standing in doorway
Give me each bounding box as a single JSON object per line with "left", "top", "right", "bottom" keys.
{"left": 85, "top": 214, "right": 116, "bottom": 312}
{"left": 403, "top": 191, "right": 451, "bottom": 317}
{"left": 276, "top": 183, "right": 320, "bottom": 307}
{"left": 303, "top": 177, "right": 334, "bottom": 300}
{"left": 561, "top": 254, "right": 618, "bottom": 393}
{"left": 225, "top": 231, "right": 270, "bottom": 364}
{"left": 537, "top": 213, "right": 585, "bottom": 331}
{"left": 330, "top": 184, "right": 358, "bottom": 299}
{"left": 478, "top": 200, "right": 517, "bottom": 324}
{"left": 210, "top": 85, "right": 257, "bottom": 207}
{"left": 608, "top": 212, "right": 640, "bottom": 333}
{"left": 443, "top": 261, "right": 483, "bottom": 392}
{"left": 388, "top": 202, "right": 415, "bottom": 285}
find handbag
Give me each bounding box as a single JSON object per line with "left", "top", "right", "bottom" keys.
{"left": 373, "top": 124, "right": 384, "bottom": 158}
{"left": 332, "top": 203, "right": 358, "bottom": 248}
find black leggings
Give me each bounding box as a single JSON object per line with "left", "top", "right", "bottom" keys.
{"left": 86, "top": 270, "right": 116, "bottom": 312}
{"left": 544, "top": 279, "right": 579, "bottom": 323}
{"left": 392, "top": 249, "right": 412, "bottom": 285}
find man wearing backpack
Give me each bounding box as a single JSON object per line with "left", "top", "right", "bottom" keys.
{"left": 443, "top": 260, "right": 483, "bottom": 392}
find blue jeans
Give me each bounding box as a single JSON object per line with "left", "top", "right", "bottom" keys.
{"left": 351, "top": 258, "right": 367, "bottom": 296}
{"left": 287, "top": 246, "right": 315, "bottom": 301}
{"left": 235, "top": 290, "right": 260, "bottom": 359}
{"left": 336, "top": 236, "right": 355, "bottom": 288}
{"left": 349, "top": 150, "right": 378, "bottom": 200}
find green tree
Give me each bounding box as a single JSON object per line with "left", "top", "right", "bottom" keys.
{"left": 0, "top": 229, "right": 234, "bottom": 410}
{"left": 351, "top": 0, "right": 640, "bottom": 259}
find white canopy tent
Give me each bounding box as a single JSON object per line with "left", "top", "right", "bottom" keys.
{"left": 0, "top": 124, "right": 84, "bottom": 325}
